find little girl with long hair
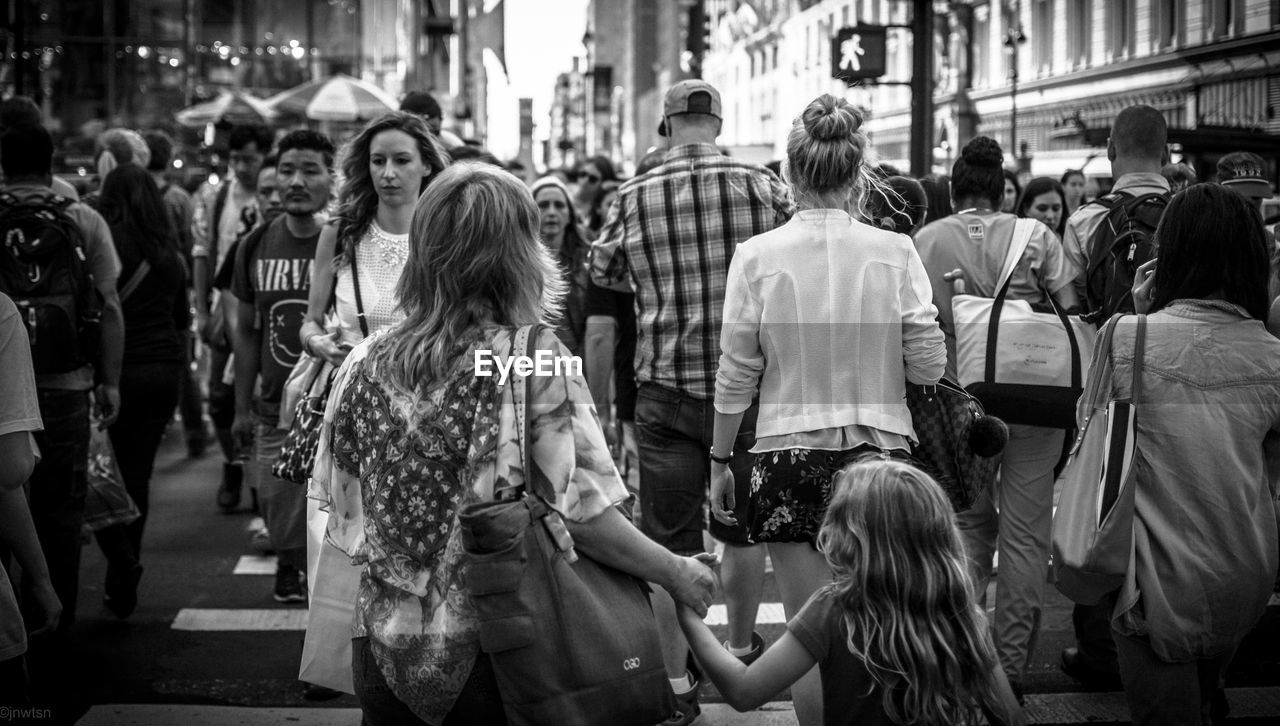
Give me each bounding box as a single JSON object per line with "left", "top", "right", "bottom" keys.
{"left": 678, "top": 458, "right": 1025, "bottom": 725}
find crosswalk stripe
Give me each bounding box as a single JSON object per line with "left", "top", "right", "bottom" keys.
{"left": 172, "top": 608, "right": 308, "bottom": 631}
{"left": 704, "top": 601, "right": 788, "bottom": 626}
{"left": 233, "top": 555, "right": 277, "bottom": 575}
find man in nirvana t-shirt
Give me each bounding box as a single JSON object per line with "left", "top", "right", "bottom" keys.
{"left": 231, "top": 130, "right": 335, "bottom": 605}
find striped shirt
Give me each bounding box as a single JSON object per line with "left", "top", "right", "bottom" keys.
{"left": 590, "top": 143, "right": 794, "bottom": 398}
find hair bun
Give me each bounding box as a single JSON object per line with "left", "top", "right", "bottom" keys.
{"left": 960, "top": 136, "right": 1004, "bottom": 169}
{"left": 801, "top": 94, "right": 864, "bottom": 143}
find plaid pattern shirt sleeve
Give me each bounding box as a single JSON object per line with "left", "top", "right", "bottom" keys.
{"left": 609, "top": 144, "right": 795, "bottom": 398}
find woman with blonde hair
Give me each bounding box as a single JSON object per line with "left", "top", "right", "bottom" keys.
{"left": 299, "top": 111, "right": 450, "bottom": 366}
{"left": 310, "top": 162, "right": 717, "bottom": 725}
{"left": 710, "top": 93, "right": 947, "bottom": 725}
{"left": 680, "top": 458, "right": 1024, "bottom": 725}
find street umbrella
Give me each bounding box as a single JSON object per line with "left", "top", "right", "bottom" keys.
{"left": 174, "top": 91, "right": 278, "bottom": 128}
{"left": 265, "top": 74, "right": 398, "bottom": 122}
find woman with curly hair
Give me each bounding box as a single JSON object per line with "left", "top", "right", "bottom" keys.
{"left": 299, "top": 111, "right": 450, "bottom": 366}
{"left": 679, "top": 458, "right": 1024, "bottom": 725}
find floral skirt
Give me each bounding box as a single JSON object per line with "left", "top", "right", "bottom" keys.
{"left": 745, "top": 446, "right": 893, "bottom": 545}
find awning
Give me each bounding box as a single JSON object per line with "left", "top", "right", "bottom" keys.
{"left": 1029, "top": 148, "right": 1110, "bottom": 179}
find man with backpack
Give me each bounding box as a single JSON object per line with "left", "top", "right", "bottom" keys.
{"left": 1059, "top": 104, "right": 1171, "bottom": 688}
{"left": 1062, "top": 105, "right": 1171, "bottom": 324}
{"left": 0, "top": 122, "right": 124, "bottom": 635}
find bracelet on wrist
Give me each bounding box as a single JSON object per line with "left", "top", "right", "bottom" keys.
{"left": 709, "top": 449, "right": 733, "bottom": 465}
{"left": 302, "top": 332, "right": 319, "bottom": 356}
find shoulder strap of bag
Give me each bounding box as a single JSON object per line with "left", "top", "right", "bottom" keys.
{"left": 512, "top": 324, "right": 549, "bottom": 501}
{"left": 1081, "top": 314, "right": 1126, "bottom": 410}
{"left": 349, "top": 246, "right": 370, "bottom": 338}
{"left": 1130, "top": 315, "right": 1146, "bottom": 404}
{"left": 994, "top": 218, "right": 1036, "bottom": 297}
{"left": 118, "top": 260, "right": 152, "bottom": 303}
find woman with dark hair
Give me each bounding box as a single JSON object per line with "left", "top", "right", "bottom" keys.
{"left": 573, "top": 154, "right": 618, "bottom": 236}
{"left": 1061, "top": 169, "right": 1087, "bottom": 216}
{"left": 1114, "top": 183, "right": 1280, "bottom": 724}
{"left": 531, "top": 176, "right": 592, "bottom": 358}
{"left": 1015, "top": 177, "right": 1068, "bottom": 238}
{"left": 1001, "top": 168, "right": 1021, "bottom": 213}
{"left": 919, "top": 174, "right": 953, "bottom": 226}
{"left": 913, "top": 136, "right": 1077, "bottom": 698}
{"left": 93, "top": 163, "right": 190, "bottom": 618}
{"left": 300, "top": 111, "right": 450, "bottom": 368}
{"left": 310, "top": 163, "right": 716, "bottom": 725}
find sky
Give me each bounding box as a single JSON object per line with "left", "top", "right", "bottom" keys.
{"left": 485, "top": 0, "right": 589, "bottom": 160}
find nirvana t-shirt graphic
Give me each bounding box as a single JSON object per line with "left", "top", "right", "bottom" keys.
{"left": 231, "top": 215, "right": 318, "bottom": 420}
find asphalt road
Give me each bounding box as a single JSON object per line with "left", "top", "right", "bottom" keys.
{"left": 17, "top": 426, "right": 1280, "bottom": 725}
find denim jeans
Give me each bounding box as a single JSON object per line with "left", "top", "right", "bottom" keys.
{"left": 352, "top": 637, "right": 508, "bottom": 726}
{"left": 95, "top": 361, "right": 183, "bottom": 572}
{"left": 634, "top": 383, "right": 757, "bottom": 554}
{"left": 24, "top": 389, "right": 90, "bottom": 633}
{"left": 253, "top": 421, "right": 306, "bottom": 570}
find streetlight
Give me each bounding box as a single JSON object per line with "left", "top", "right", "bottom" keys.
{"left": 1004, "top": 1, "right": 1026, "bottom": 165}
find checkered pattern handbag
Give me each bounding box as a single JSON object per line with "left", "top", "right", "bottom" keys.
{"left": 906, "top": 378, "right": 1004, "bottom": 512}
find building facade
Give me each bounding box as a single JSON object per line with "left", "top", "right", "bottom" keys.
{"left": 703, "top": 0, "right": 1280, "bottom": 182}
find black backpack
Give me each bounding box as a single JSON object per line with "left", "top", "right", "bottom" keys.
{"left": 1083, "top": 191, "right": 1170, "bottom": 324}
{"left": 0, "top": 191, "right": 102, "bottom": 374}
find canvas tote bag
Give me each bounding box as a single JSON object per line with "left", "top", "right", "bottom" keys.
{"left": 952, "top": 218, "right": 1095, "bottom": 428}
{"left": 1051, "top": 314, "right": 1145, "bottom": 605}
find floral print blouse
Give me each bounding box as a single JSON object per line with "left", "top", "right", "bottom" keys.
{"left": 309, "top": 325, "right": 626, "bottom": 725}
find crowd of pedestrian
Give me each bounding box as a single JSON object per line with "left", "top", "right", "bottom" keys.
{"left": 0, "top": 75, "right": 1277, "bottom": 726}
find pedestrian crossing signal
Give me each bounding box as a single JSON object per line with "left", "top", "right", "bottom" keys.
{"left": 831, "top": 25, "right": 888, "bottom": 83}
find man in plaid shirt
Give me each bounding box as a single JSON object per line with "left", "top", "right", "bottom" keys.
{"left": 591, "top": 79, "right": 793, "bottom": 725}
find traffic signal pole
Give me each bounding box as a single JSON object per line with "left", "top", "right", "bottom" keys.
{"left": 909, "top": 0, "right": 933, "bottom": 178}
{"left": 834, "top": 1, "right": 935, "bottom": 177}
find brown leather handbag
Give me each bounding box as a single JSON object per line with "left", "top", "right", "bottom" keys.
{"left": 459, "top": 325, "right": 674, "bottom": 726}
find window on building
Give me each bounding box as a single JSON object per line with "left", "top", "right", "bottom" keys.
{"left": 1067, "top": 0, "right": 1090, "bottom": 68}
{"left": 974, "top": 3, "right": 990, "bottom": 87}
{"left": 1153, "top": 0, "right": 1180, "bottom": 48}
{"left": 841, "top": 4, "right": 849, "bottom": 28}
{"left": 1211, "top": 0, "right": 1242, "bottom": 38}
{"left": 771, "top": 44, "right": 779, "bottom": 70}
{"left": 1109, "top": 0, "right": 1133, "bottom": 59}
{"left": 1032, "top": 0, "right": 1053, "bottom": 73}
{"left": 804, "top": 24, "right": 811, "bottom": 68}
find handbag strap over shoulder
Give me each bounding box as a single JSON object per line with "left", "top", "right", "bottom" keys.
{"left": 994, "top": 218, "right": 1036, "bottom": 297}
{"left": 511, "top": 323, "right": 551, "bottom": 502}
{"left": 1130, "top": 315, "right": 1146, "bottom": 404}
{"left": 350, "top": 249, "right": 370, "bottom": 338}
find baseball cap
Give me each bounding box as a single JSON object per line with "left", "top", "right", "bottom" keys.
{"left": 657, "top": 80, "right": 722, "bottom": 137}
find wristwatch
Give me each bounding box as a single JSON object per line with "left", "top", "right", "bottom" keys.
{"left": 709, "top": 449, "right": 733, "bottom": 465}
